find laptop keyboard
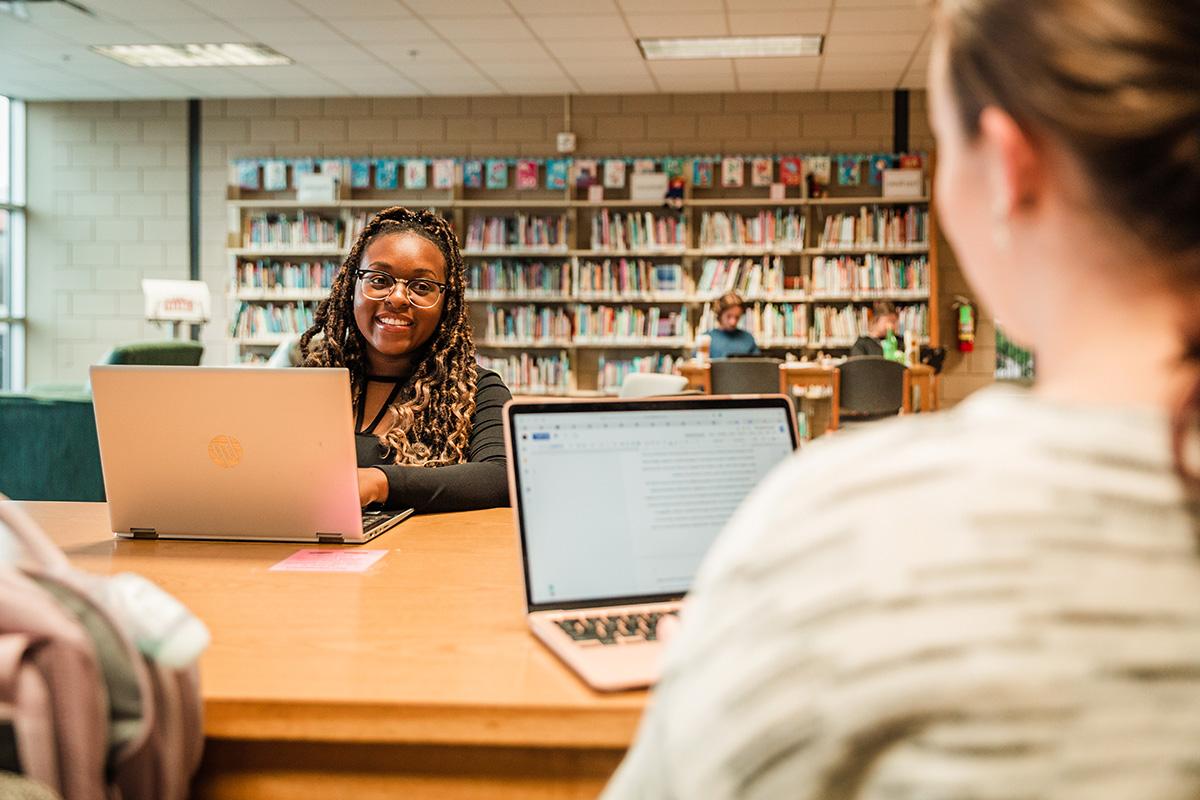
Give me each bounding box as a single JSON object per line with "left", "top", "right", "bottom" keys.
{"left": 361, "top": 510, "right": 394, "bottom": 533}
{"left": 555, "top": 610, "right": 679, "bottom": 645}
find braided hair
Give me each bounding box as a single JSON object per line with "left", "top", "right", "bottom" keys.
{"left": 300, "top": 206, "right": 477, "bottom": 467}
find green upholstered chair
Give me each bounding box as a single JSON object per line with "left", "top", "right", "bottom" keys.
{"left": 98, "top": 340, "right": 204, "bottom": 366}
{"left": 0, "top": 389, "right": 105, "bottom": 501}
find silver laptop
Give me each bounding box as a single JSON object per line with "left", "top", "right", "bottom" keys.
{"left": 504, "top": 394, "right": 798, "bottom": 691}
{"left": 91, "top": 365, "right": 412, "bottom": 544}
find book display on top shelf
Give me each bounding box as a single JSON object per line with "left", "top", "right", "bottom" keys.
{"left": 226, "top": 150, "right": 938, "bottom": 395}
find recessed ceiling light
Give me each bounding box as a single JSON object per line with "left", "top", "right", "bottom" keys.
{"left": 90, "top": 43, "right": 292, "bottom": 68}
{"left": 638, "top": 35, "right": 823, "bottom": 60}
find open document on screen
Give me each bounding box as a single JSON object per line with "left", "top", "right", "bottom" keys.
{"left": 513, "top": 407, "right": 794, "bottom": 606}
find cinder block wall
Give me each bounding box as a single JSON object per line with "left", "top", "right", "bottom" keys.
{"left": 26, "top": 89, "right": 992, "bottom": 403}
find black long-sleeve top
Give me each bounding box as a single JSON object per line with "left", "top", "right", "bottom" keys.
{"left": 354, "top": 367, "right": 512, "bottom": 514}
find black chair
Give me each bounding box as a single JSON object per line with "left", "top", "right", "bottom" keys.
{"left": 838, "top": 356, "right": 907, "bottom": 424}
{"left": 710, "top": 357, "right": 783, "bottom": 395}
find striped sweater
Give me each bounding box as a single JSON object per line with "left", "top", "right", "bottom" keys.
{"left": 604, "top": 386, "right": 1200, "bottom": 799}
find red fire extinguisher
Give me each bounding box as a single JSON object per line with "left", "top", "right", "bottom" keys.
{"left": 953, "top": 296, "right": 975, "bottom": 353}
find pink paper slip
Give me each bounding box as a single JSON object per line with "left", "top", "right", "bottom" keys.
{"left": 269, "top": 549, "right": 388, "bottom": 573}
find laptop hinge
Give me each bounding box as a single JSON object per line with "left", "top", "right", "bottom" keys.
{"left": 316, "top": 532, "right": 344, "bottom": 544}
{"left": 129, "top": 528, "right": 158, "bottom": 540}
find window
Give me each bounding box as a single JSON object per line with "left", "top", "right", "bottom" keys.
{"left": 0, "top": 96, "right": 25, "bottom": 391}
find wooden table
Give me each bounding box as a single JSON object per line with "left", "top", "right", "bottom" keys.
{"left": 18, "top": 502, "right": 643, "bottom": 799}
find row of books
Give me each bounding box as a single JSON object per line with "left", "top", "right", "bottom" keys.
{"left": 818, "top": 206, "right": 928, "bottom": 249}
{"left": 808, "top": 303, "right": 929, "bottom": 343}
{"left": 590, "top": 210, "right": 688, "bottom": 251}
{"left": 575, "top": 259, "right": 684, "bottom": 297}
{"left": 344, "top": 210, "right": 454, "bottom": 245}
{"left": 483, "top": 305, "right": 573, "bottom": 343}
{"left": 467, "top": 260, "right": 570, "bottom": 296}
{"left": 229, "top": 301, "right": 316, "bottom": 339}
{"left": 810, "top": 255, "right": 930, "bottom": 296}
{"left": 696, "top": 257, "right": 796, "bottom": 297}
{"left": 465, "top": 214, "right": 567, "bottom": 251}
{"left": 572, "top": 305, "right": 689, "bottom": 342}
{"left": 698, "top": 302, "right": 807, "bottom": 342}
{"left": 697, "top": 210, "right": 805, "bottom": 250}
{"left": 235, "top": 259, "right": 340, "bottom": 292}
{"left": 476, "top": 352, "right": 572, "bottom": 395}
{"left": 243, "top": 212, "right": 344, "bottom": 249}
{"left": 596, "top": 353, "right": 684, "bottom": 393}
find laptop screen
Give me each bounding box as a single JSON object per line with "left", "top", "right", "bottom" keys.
{"left": 510, "top": 399, "right": 796, "bottom": 609}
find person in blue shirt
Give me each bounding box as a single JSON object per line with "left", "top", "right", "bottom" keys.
{"left": 702, "top": 292, "right": 760, "bottom": 359}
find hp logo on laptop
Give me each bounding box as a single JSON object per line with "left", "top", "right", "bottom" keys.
{"left": 207, "top": 435, "right": 243, "bottom": 469}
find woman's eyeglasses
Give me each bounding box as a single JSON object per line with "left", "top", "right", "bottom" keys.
{"left": 356, "top": 269, "right": 446, "bottom": 308}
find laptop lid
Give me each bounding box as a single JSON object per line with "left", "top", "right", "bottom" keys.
{"left": 91, "top": 365, "right": 366, "bottom": 542}
{"left": 505, "top": 394, "right": 798, "bottom": 613}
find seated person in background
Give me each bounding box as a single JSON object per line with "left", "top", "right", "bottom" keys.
{"left": 300, "top": 206, "right": 511, "bottom": 515}
{"left": 605, "top": 0, "right": 1200, "bottom": 796}
{"left": 703, "top": 292, "right": 761, "bottom": 359}
{"left": 849, "top": 300, "right": 899, "bottom": 356}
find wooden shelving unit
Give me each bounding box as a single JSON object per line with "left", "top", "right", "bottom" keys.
{"left": 225, "top": 161, "right": 936, "bottom": 396}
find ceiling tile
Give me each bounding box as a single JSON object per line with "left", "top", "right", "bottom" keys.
{"left": 188, "top": 0, "right": 309, "bottom": 20}
{"left": 528, "top": 17, "right": 631, "bottom": 41}
{"left": 362, "top": 40, "right": 464, "bottom": 62}
{"left": 733, "top": 57, "right": 821, "bottom": 76}
{"left": 822, "top": 52, "right": 912, "bottom": 72}
{"left": 617, "top": 0, "right": 723, "bottom": 10}
{"left": 727, "top": 12, "right": 829, "bottom": 35}
{"left": 822, "top": 32, "right": 921, "bottom": 54}
{"left": 403, "top": 0, "right": 513, "bottom": 15}
{"left": 471, "top": 60, "right": 566, "bottom": 78}
{"left": 647, "top": 60, "right": 734, "bottom": 80}
{"left": 559, "top": 59, "right": 652, "bottom": 78}
{"left": 459, "top": 40, "right": 551, "bottom": 61}
{"left": 324, "top": 17, "right": 442, "bottom": 42}
{"left": 424, "top": 17, "right": 533, "bottom": 40}
{"left": 656, "top": 74, "right": 737, "bottom": 92}
{"left": 725, "top": 0, "right": 832, "bottom": 8}
{"left": 232, "top": 18, "right": 353, "bottom": 43}
{"left": 818, "top": 70, "right": 901, "bottom": 90}
{"left": 35, "top": 21, "right": 162, "bottom": 45}
{"left": 291, "top": 0, "right": 412, "bottom": 17}
{"left": 624, "top": 14, "right": 729, "bottom": 37}
{"left": 408, "top": 76, "right": 501, "bottom": 94}
{"left": 573, "top": 74, "right": 656, "bottom": 93}
{"left": 510, "top": 0, "right": 618, "bottom": 14}
{"left": 828, "top": 8, "right": 931, "bottom": 34}
{"left": 738, "top": 72, "right": 820, "bottom": 91}
{"left": 495, "top": 76, "right": 578, "bottom": 93}
{"left": 135, "top": 21, "right": 251, "bottom": 41}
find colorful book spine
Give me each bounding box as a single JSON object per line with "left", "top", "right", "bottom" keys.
{"left": 483, "top": 304, "right": 573, "bottom": 343}
{"left": 573, "top": 259, "right": 684, "bottom": 298}
{"left": 476, "top": 351, "right": 572, "bottom": 395}
{"left": 236, "top": 259, "right": 339, "bottom": 292}
{"left": 571, "top": 305, "right": 688, "bottom": 342}
{"left": 229, "top": 301, "right": 317, "bottom": 339}
{"left": 590, "top": 210, "right": 688, "bottom": 251}
{"left": 243, "top": 212, "right": 344, "bottom": 249}
{"left": 465, "top": 214, "right": 567, "bottom": 251}
{"left": 698, "top": 302, "right": 806, "bottom": 343}
{"left": 466, "top": 260, "right": 571, "bottom": 297}
{"left": 696, "top": 256, "right": 787, "bottom": 298}
{"left": 818, "top": 205, "right": 929, "bottom": 249}
{"left": 698, "top": 210, "right": 805, "bottom": 250}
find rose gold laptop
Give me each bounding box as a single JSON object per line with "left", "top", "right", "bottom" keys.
{"left": 90, "top": 365, "right": 412, "bottom": 544}
{"left": 504, "top": 394, "right": 798, "bottom": 691}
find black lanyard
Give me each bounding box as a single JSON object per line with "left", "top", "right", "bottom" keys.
{"left": 356, "top": 377, "right": 406, "bottom": 435}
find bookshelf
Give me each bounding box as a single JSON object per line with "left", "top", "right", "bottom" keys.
{"left": 226, "top": 158, "right": 937, "bottom": 395}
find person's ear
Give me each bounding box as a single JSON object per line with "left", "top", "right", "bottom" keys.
{"left": 977, "top": 107, "right": 1041, "bottom": 234}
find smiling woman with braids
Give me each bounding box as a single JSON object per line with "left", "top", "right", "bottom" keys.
{"left": 299, "top": 206, "right": 511, "bottom": 514}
